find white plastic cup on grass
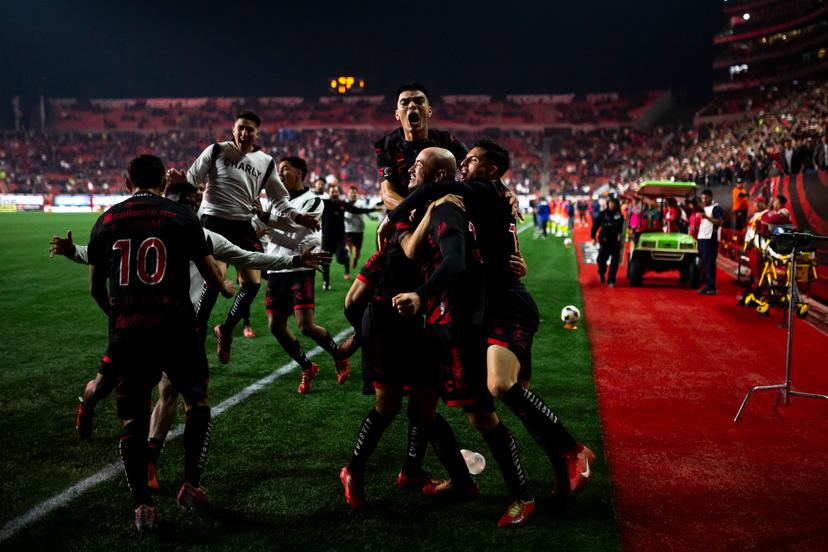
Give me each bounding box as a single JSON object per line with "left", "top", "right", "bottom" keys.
{"left": 460, "top": 449, "right": 486, "bottom": 475}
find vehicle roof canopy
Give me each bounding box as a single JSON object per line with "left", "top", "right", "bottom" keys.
{"left": 637, "top": 181, "right": 697, "bottom": 198}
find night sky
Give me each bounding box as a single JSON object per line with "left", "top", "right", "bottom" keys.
{"left": 1, "top": 1, "right": 722, "bottom": 109}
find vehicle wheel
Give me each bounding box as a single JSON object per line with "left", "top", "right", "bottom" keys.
{"left": 679, "top": 263, "right": 689, "bottom": 285}
{"left": 687, "top": 260, "right": 701, "bottom": 289}
{"left": 629, "top": 258, "right": 644, "bottom": 287}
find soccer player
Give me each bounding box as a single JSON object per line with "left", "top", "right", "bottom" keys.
{"left": 339, "top": 83, "right": 467, "bottom": 371}
{"left": 54, "top": 181, "right": 330, "bottom": 490}
{"left": 344, "top": 186, "right": 374, "bottom": 277}
{"left": 390, "top": 142, "right": 595, "bottom": 526}
{"left": 264, "top": 156, "right": 350, "bottom": 393}
{"left": 340, "top": 148, "right": 477, "bottom": 510}
{"left": 168, "top": 110, "right": 319, "bottom": 365}
{"left": 87, "top": 155, "right": 231, "bottom": 531}
{"left": 320, "top": 182, "right": 379, "bottom": 290}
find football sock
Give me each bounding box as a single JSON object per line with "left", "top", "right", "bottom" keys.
{"left": 482, "top": 422, "right": 532, "bottom": 501}
{"left": 282, "top": 338, "right": 313, "bottom": 371}
{"left": 501, "top": 383, "right": 576, "bottom": 456}
{"left": 146, "top": 437, "right": 164, "bottom": 467}
{"left": 430, "top": 413, "right": 475, "bottom": 490}
{"left": 119, "top": 417, "right": 152, "bottom": 506}
{"left": 91, "top": 358, "right": 116, "bottom": 405}
{"left": 223, "top": 282, "right": 261, "bottom": 333}
{"left": 183, "top": 405, "right": 211, "bottom": 487}
{"left": 401, "top": 419, "right": 428, "bottom": 477}
{"left": 195, "top": 283, "right": 219, "bottom": 331}
{"left": 348, "top": 408, "right": 393, "bottom": 475}
{"left": 314, "top": 332, "right": 339, "bottom": 358}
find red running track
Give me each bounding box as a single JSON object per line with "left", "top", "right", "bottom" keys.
{"left": 575, "top": 227, "right": 828, "bottom": 550}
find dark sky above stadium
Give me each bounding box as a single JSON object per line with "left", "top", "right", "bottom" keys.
{"left": 1, "top": 0, "right": 721, "bottom": 103}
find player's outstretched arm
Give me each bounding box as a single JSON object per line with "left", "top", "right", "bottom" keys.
{"left": 50, "top": 231, "right": 90, "bottom": 264}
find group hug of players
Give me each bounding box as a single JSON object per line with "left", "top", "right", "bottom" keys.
{"left": 51, "top": 83, "right": 594, "bottom": 532}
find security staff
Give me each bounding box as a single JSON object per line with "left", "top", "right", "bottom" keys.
{"left": 590, "top": 195, "right": 625, "bottom": 287}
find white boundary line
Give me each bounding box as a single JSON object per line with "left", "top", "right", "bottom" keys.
{"left": 0, "top": 327, "right": 352, "bottom": 543}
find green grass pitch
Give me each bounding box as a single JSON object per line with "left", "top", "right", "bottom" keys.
{"left": 0, "top": 212, "right": 619, "bottom": 551}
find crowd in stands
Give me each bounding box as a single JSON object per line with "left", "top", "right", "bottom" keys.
{"left": 1, "top": 83, "right": 826, "bottom": 197}
{"left": 641, "top": 81, "right": 828, "bottom": 186}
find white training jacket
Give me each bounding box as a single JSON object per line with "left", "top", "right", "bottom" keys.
{"left": 264, "top": 188, "right": 324, "bottom": 275}
{"left": 187, "top": 141, "right": 298, "bottom": 222}
{"left": 69, "top": 228, "right": 299, "bottom": 306}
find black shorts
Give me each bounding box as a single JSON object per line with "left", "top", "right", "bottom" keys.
{"left": 362, "top": 301, "right": 436, "bottom": 390}
{"left": 345, "top": 232, "right": 364, "bottom": 255}
{"left": 425, "top": 323, "right": 489, "bottom": 409}
{"left": 201, "top": 214, "right": 263, "bottom": 253}
{"left": 486, "top": 286, "right": 540, "bottom": 382}
{"left": 266, "top": 271, "right": 316, "bottom": 313}
{"left": 110, "top": 333, "right": 208, "bottom": 420}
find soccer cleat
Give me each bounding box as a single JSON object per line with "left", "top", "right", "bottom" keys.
{"left": 395, "top": 470, "right": 436, "bottom": 491}
{"left": 561, "top": 443, "right": 595, "bottom": 495}
{"left": 243, "top": 325, "right": 256, "bottom": 338}
{"left": 133, "top": 504, "right": 157, "bottom": 532}
{"left": 322, "top": 283, "right": 331, "bottom": 291}
{"left": 176, "top": 482, "right": 211, "bottom": 509}
{"left": 75, "top": 398, "right": 94, "bottom": 440}
{"left": 335, "top": 358, "right": 350, "bottom": 385}
{"left": 422, "top": 478, "right": 480, "bottom": 500}
{"left": 497, "top": 499, "right": 535, "bottom": 528}
{"left": 297, "top": 363, "right": 319, "bottom": 394}
{"left": 214, "top": 325, "right": 232, "bottom": 364}
{"left": 147, "top": 463, "right": 160, "bottom": 492}
{"left": 339, "top": 466, "right": 366, "bottom": 510}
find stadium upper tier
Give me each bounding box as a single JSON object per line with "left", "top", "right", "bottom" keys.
{"left": 46, "top": 92, "right": 663, "bottom": 133}
{"left": 713, "top": 0, "right": 828, "bottom": 91}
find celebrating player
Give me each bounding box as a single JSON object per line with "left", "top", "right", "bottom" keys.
{"left": 86, "top": 155, "right": 231, "bottom": 531}
{"left": 168, "top": 110, "right": 320, "bottom": 366}
{"left": 264, "top": 156, "right": 350, "bottom": 393}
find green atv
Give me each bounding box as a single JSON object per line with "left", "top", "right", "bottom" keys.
{"left": 627, "top": 181, "right": 701, "bottom": 288}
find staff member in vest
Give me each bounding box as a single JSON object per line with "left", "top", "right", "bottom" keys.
{"left": 590, "top": 195, "right": 625, "bottom": 287}
{"left": 697, "top": 188, "right": 723, "bottom": 296}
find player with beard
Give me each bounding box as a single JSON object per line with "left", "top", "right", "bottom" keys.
{"left": 339, "top": 148, "right": 477, "bottom": 510}
{"left": 86, "top": 155, "right": 231, "bottom": 530}
{"left": 55, "top": 181, "right": 329, "bottom": 490}
{"left": 167, "top": 110, "right": 319, "bottom": 367}
{"left": 388, "top": 142, "right": 595, "bottom": 526}
{"left": 264, "top": 156, "right": 351, "bottom": 392}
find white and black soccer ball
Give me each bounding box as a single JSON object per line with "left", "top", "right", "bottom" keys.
{"left": 564, "top": 237, "right": 573, "bottom": 248}
{"left": 561, "top": 305, "right": 581, "bottom": 325}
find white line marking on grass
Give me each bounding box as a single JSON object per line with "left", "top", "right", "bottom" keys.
{"left": 0, "top": 327, "right": 352, "bottom": 543}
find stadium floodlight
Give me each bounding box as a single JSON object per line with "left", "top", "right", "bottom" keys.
{"left": 742, "top": 12, "right": 750, "bottom": 20}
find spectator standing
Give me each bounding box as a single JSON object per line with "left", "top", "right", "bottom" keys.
{"left": 697, "top": 188, "right": 723, "bottom": 296}
{"left": 731, "top": 182, "right": 749, "bottom": 231}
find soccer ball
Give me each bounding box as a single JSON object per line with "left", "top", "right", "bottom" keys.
{"left": 564, "top": 237, "right": 573, "bottom": 248}
{"left": 561, "top": 305, "right": 581, "bottom": 325}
